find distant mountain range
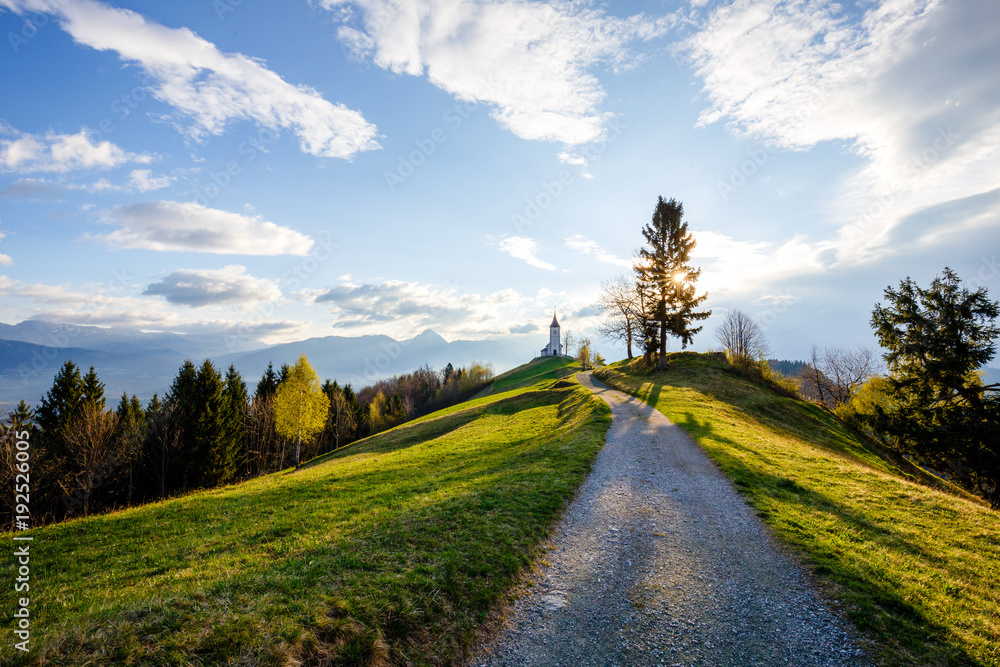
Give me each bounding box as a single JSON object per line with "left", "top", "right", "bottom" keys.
{"left": 768, "top": 358, "right": 1000, "bottom": 387}
{"left": 0, "top": 321, "right": 536, "bottom": 409}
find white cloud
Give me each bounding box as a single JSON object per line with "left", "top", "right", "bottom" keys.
{"left": 558, "top": 152, "right": 588, "bottom": 167}
{"left": 144, "top": 265, "right": 281, "bottom": 308}
{"left": 498, "top": 236, "right": 556, "bottom": 270}
{"left": 313, "top": 278, "right": 594, "bottom": 339}
{"left": 321, "top": 0, "right": 673, "bottom": 145}
{"left": 0, "top": 126, "right": 152, "bottom": 173}
{"left": 687, "top": 0, "right": 1000, "bottom": 263}
{"left": 0, "top": 273, "right": 308, "bottom": 341}
{"left": 691, "top": 229, "right": 830, "bottom": 296}
{"left": 2, "top": 0, "right": 380, "bottom": 159}
{"left": 564, "top": 234, "right": 632, "bottom": 267}
{"left": 128, "top": 169, "right": 171, "bottom": 192}
{"left": 0, "top": 225, "right": 11, "bottom": 266}
{"left": 90, "top": 201, "right": 315, "bottom": 255}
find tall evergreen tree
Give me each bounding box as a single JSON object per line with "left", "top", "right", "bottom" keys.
{"left": 8, "top": 400, "right": 35, "bottom": 432}
{"left": 115, "top": 393, "right": 146, "bottom": 506}
{"left": 217, "top": 364, "right": 248, "bottom": 485}
{"left": 36, "top": 360, "right": 84, "bottom": 438}
{"left": 871, "top": 268, "right": 1000, "bottom": 505}
{"left": 81, "top": 366, "right": 106, "bottom": 412}
{"left": 191, "top": 359, "right": 226, "bottom": 488}
{"left": 255, "top": 361, "right": 280, "bottom": 400}
{"left": 166, "top": 360, "right": 199, "bottom": 489}
{"left": 635, "top": 197, "right": 711, "bottom": 359}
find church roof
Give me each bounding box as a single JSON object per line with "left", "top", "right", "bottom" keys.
{"left": 550, "top": 311, "right": 559, "bottom": 328}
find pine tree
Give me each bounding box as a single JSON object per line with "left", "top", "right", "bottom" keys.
{"left": 166, "top": 360, "right": 199, "bottom": 488}
{"left": 81, "top": 366, "right": 106, "bottom": 412}
{"left": 115, "top": 393, "right": 146, "bottom": 506}
{"left": 191, "top": 359, "right": 226, "bottom": 488}
{"left": 635, "top": 197, "right": 711, "bottom": 360}
{"left": 218, "top": 364, "right": 248, "bottom": 485}
{"left": 8, "top": 400, "right": 35, "bottom": 432}
{"left": 255, "top": 361, "right": 279, "bottom": 400}
{"left": 871, "top": 268, "right": 1000, "bottom": 505}
{"left": 37, "top": 360, "right": 84, "bottom": 438}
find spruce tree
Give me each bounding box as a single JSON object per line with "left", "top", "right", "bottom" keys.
{"left": 37, "top": 360, "right": 84, "bottom": 438}
{"left": 191, "top": 359, "right": 226, "bottom": 488}
{"left": 871, "top": 268, "right": 1000, "bottom": 505}
{"left": 81, "top": 366, "right": 106, "bottom": 412}
{"left": 635, "top": 197, "right": 711, "bottom": 359}
{"left": 166, "top": 360, "right": 199, "bottom": 489}
{"left": 255, "top": 361, "right": 279, "bottom": 400}
{"left": 218, "top": 364, "right": 248, "bottom": 485}
{"left": 115, "top": 393, "right": 146, "bottom": 506}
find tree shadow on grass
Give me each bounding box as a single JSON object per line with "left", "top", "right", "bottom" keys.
{"left": 668, "top": 410, "right": 981, "bottom": 667}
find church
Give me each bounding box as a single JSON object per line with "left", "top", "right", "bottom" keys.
{"left": 539, "top": 311, "right": 564, "bottom": 357}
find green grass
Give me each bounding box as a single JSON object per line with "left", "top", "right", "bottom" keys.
{"left": 597, "top": 354, "right": 1000, "bottom": 667}
{"left": 2, "top": 357, "right": 609, "bottom": 666}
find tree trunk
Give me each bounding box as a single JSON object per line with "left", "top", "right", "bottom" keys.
{"left": 659, "top": 317, "right": 668, "bottom": 364}
{"left": 294, "top": 434, "right": 301, "bottom": 469}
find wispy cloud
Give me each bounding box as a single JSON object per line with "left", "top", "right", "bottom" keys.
{"left": 128, "top": 169, "right": 171, "bottom": 192}
{"left": 498, "top": 236, "right": 556, "bottom": 270}
{"left": 312, "top": 277, "right": 593, "bottom": 340}
{"left": 564, "top": 234, "right": 632, "bottom": 267}
{"left": 89, "top": 201, "right": 315, "bottom": 255}
{"left": 2, "top": 0, "right": 380, "bottom": 159}
{"left": 0, "top": 126, "right": 152, "bottom": 173}
{"left": 687, "top": 0, "right": 1000, "bottom": 263}
{"left": 321, "top": 0, "right": 674, "bottom": 145}
{"left": 0, "top": 177, "right": 67, "bottom": 200}
{"left": 0, "top": 273, "right": 306, "bottom": 340}
{"left": 0, "top": 225, "right": 11, "bottom": 266}
{"left": 144, "top": 265, "right": 281, "bottom": 308}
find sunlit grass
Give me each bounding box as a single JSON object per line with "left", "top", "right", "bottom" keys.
{"left": 597, "top": 353, "right": 999, "bottom": 667}
{"left": 1, "top": 358, "right": 609, "bottom": 666}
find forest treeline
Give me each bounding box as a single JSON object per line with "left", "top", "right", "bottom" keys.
{"left": 0, "top": 356, "right": 494, "bottom": 525}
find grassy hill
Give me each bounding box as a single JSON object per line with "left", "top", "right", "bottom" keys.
{"left": 597, "top": 354, "right": 999, "bottom": 667}
{"left": 1, "top": 357, "right": 609, "bottom": 666}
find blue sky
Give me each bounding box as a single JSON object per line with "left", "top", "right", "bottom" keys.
{"left": 1, "top": 0, "right": 998, "bottom": 362}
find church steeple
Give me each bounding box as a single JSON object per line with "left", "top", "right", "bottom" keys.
{"left": 550, "top": 310, "right": 560, "bottom": 328}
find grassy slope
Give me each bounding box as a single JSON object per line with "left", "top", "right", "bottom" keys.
{"left": 1, "top": 357, "right": 609, "bottom": 666}
{"left": 597, "top": 354, "right": 999, "bottom": 667}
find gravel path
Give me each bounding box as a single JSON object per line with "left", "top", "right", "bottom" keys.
{"left": 468, "top": 372, "right": 869, "bottom": 667}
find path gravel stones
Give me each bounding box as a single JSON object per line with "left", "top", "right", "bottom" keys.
{"left": 469, "top": 372, "right": 869, "bottom": 666}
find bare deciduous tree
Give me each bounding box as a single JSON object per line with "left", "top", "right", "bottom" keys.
{"left": 801, "top": 345, "right": 880, "bottom": 407}
{"left": 328, "top": 389, "right": 357, "bottom": 450}
{"left": 61, "top": 404, "right": 119, "bottom": 517}
{"left": 596, "top": 274, "right": 641, "bottom": 359}
{"left": 562, "top": 329, "right": 574, "bottom": 356}
{"left": 714, "top": 310, "right": 770, "bottom": 364}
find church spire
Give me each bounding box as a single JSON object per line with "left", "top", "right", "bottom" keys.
{"left": 551, "top": 310, "right": 560, "bottom": 328}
